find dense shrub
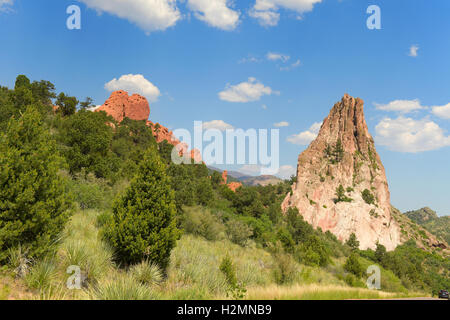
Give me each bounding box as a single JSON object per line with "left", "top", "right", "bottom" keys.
{"left": 272, "top": 253, "right": 298, "bottom": 285}
{"left": 362, "top": 189, "right": 375, "bottom": 205}
{"left": 105, "top": 148, "right": 180, "bottom": 270}
{"left": 225, "top": 219, "right": 253, "bottom": 247}
{"left": 0, "top": 107, "right": 71, "bottom": 262}
{"left": 59, "top": 109, "right": 118, "bottom": 179}
{"left": 181, "top": 207, "right": 226, "bottom": 241}
{"left": 344, "top": 253, "right": 364, "bottom": 278}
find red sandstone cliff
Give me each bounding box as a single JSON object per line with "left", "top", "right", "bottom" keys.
{"left": 282, "top": 94, "right": 401, "bottom": 251}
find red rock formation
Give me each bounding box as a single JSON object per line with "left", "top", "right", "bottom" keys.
{"left": 220, "top": 170, "right": 242, "bottom": 192}
{"left": 282, "top": 94, "right": 401, "bottom": 251}
{"left": 97, "top": 91, "right": 201, "bottom": 162}
{"left": 96, "top": 90, "right": 149, "bottom": 122}
{"left": 222, "top": 170, "right": 228, "bottom": 184}
{"left": 227, "top": 182, "right": 243, "bottom": 192}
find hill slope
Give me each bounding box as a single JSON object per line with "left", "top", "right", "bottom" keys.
{"left": 404, "top": 208, "right": 450, "bottom": 245}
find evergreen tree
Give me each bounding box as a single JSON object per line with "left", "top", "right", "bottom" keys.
{"left": 335, "top": 184, "right": 346, "bottom": 202}
{"left": 0, "top": 107, "right": 70, "bottom": 262}
{"left": 375, "top": 242, "right": 387, "bottom": 263}
{"left": 333, "top": 138, "right": 344, "bottom": 163}
{"left": 60, "top": 109, "right": 117, "bottom": 178}
{"left": 55, "top": 92, "right": 78, "bottom": 116}
{"left": 196, "top": 177, "right": 214, "bottom": 206}
{"left": 344, "top": 253, "right": 364, "bottom": 277}
{"left": 105, "top": 147, "right": 180, "bottom": 270}
{"left": 346, "top": 233, "right": 360, "bottom": 251}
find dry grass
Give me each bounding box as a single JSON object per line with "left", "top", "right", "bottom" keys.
{"left": 243, "top": 284, "right": 425, "bottom": 300}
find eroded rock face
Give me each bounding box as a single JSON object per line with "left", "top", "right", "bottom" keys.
{"left": 282, "top": 94, "right": 401, "bottom": 251}
{"left": 96, "top": 90, "right": 150, "bottom": 122}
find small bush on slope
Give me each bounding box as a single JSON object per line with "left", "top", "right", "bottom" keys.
{"left": 180, "top": 206, "right": 226, "bottom": 241}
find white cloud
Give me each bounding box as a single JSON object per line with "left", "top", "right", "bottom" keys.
{"left": 239, "top": 55, "right": 261, "bottom": 64}
{"left": 239, "top": 164, "right": 296, "bottom": 179}
{"left": 274, "top": 121, "right": 289, "bottom": 127}
{"left": 262, "top": 104, "right": 268, "bottom": 110}
{"left": 280, "top": 59, "right": 301, "bottom": 71}
{"left": 431, "top": 103, "right": 450, "bottom": 120}
{"left": 202, "top": 120, "right": 234, "bottom": 131}
{"left": 87, "top": 105, "right": 102, "bottom": 112}
{"left": 375, "top": 116, "right": 450, "bottom": 152}
{"left": 374, "top": 99, "right": 426, "bottom": 114}
{"left": 266, "top": 52, "right": 290, "bottom": 62}
{"left": 287, "top": 122, "right": 322, "bottom": 145}
{"left": 104, "top": 74, "right": 161, "bottom": 102}
{"left": 219, "top": 77, "right": 279, "bottom": 103}
{"left": 250, "top": 0, "right": 322, "bottom": 26}
{"left": 409, "top": 45, "right": 419, "bottom": 57}
{"left": 0, "top": 0, "right": 14, "bottom": 12}
{"left": 79, "top": 0, "right": 180, "bottom": 33}
{"left": 276, "top": 165, "right": 296, "bottom": 179}
{"left": 249, "top": 9, "right": 279, "bottom": 26}
{"left": 187, "top": 0, "right": 240, "bottom": 31}
{"left": 239, "top": 164, "right": 263, "bottom": 176}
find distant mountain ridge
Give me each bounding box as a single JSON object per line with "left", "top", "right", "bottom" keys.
{"left": 207, "top": 166, "right": 283, "bottom": 186}
{"left": 404, "top": 207, "right": 450, "bottom": 245}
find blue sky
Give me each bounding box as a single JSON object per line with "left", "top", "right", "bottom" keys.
{"left": 1, "top": 0, "right": 450, "bottom": 216}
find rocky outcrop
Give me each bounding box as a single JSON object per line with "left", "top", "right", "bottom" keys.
{"left": 282, "top": 94, "right": 401, "bottom": 251}
{"left": 97, "top": 91, "right": 200, "bottom": 162}
{"left": 221, "top": 170, "right": 243, "bottom": 192}
{"left": 96, "top": 90, "right": 150, "bottom": 122}
{"left": 147, "top": 121, "right": 181, "bottom": 145}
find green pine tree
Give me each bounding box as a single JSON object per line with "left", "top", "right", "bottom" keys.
{"left": 105, "top": 147, "right": 181, "bottom": 270}
{"left": 346, "top": 233, "right": 360, "bottom": 251}
{"left": 344, "top": 253, "right": 364, "bottom": 278}
{"left": 0, "top": 106, "right": 71, "bottom": 263}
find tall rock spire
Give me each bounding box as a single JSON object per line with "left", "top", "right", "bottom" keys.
{"left": 282, "top": 94, "right": 401, "bottom": 251}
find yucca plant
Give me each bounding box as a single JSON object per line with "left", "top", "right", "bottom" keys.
{"left": 130, "top": 260, "right": 163, "bottom": 286}
{"left": 8, "top": 245, "right": 32, "bottom": 278}
{"left": 90, "top": 275, "right": 159, "bottom": 300}
{"left": 25, "top": 259, "right": 58, "bottom": 290}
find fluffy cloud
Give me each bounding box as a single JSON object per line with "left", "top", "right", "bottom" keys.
{"left": 202, "top": 120, "right": 234, "bottom": 131}
{"left": 0, "top": 0, "right": 14, "bottom": 12}
{"left": 219, "top": 77, "right": 279, "bottom": 103}
{"left": 274, "top": 121, "right": 289, "bottom": 127}
{"left": 79, "top": 0, "right": 180, "bottom": 33}
{"left": 276, "top": 165, "right": 296, "bottom": 179}
{"left": 374, "top": 99, "right": 426, "bottom": 113}
{"left": 104, "top": 74, "right": 161, "bottom": 102}
{"left": 409, "top": 45, "right": 419, "bottom": 57}
{"left": 431, "top": 103, "right": 450, "bottom": 120}
{"left": 250, "top": 0, "right": 322, "bottom": 26}
{"left": 249, "top": 9, "right": 279, "bottom": 26}
{"left": 266, "top": 52, "right": 290, "bottom": 62}
{"left": 287, "top": 122, "right": 322, "bottom": 145}
{"left": 187, "top": 0, "right": 240, "bottom": 30}
{"left": 239, "top": 164, "right": 263, "bottom": 176}
{"left": 375, "top": 117, "right": 450, "bottom": 152}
